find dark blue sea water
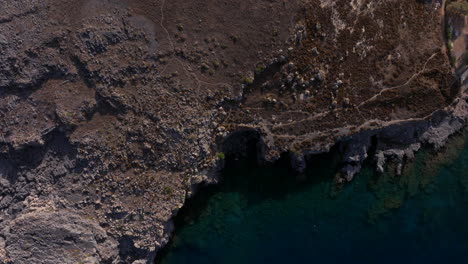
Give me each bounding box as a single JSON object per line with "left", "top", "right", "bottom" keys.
{"left": 158, "top": 131, "right": 468, "bottom": 264}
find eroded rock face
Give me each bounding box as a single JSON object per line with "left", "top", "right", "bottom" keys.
{"left": 0, "top": 0, "right": 466, "bottom": 263}
{"left": 3, "top": 210, "right": 118, "bottom": 264}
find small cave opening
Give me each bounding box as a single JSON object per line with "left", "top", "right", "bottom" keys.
{"left": 220, "top": 128, "right": 264, "bottom": 162}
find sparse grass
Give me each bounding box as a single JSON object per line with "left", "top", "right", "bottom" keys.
{"left": 447, "top": 2, "right": 468, "bottom": 15}
{"left": 177, "top": 24, "right": 184, "bottom": 31}
{"left": 212, "top": 60, "right": 220, "bottom": 69}
{"left": 445, "top": 24, "right": 452, "bottom": 41}
{"left": 200, "top": 63, "right": 210, "bottom": 72}
{"left": 447, "top": 41, "right": 455, "bottom": 65}
{"left": 272, "top": 28, "right": 279, "bottom": 37}
{"left": 242, "top": 76, "right": 254, "bottom": 85}
{"left": 162, "top": 186, "right": 173, "bottom": 195}
{"left": 255, "top": 65, "right": 266, "bottom": 74}
{"left": 290, "top": 147, "right": 300, "bottom": 155}
{"left": 229, "top": 34, "right": 239, "bottom": 43}
{"left": 216, "top": 152, "right": 225, "bottom": 160}
{"left": 445, "top": 22, "right": 454, "bottom": 64}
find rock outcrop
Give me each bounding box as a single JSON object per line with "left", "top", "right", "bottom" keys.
{"left": 4, "top": 210, "right": 118, "bottom": 264}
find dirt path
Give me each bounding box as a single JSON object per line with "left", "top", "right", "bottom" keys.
{"left": 356, "top": 51, "right": 440, "bottom": 109}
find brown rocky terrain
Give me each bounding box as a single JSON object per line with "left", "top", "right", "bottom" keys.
{"left": 0, "top": 0, "right": 466, "bottom": 263}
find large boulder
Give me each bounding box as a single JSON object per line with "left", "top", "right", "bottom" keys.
{"left": 3, "top": 210, "right": 119, "bottom": 264}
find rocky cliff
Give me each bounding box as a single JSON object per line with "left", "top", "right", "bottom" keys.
{"left": 0, "top": 0, "right": 466, "bottom": 263}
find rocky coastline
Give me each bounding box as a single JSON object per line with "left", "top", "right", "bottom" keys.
{"left": 0, "top": 0, "right": 466, "bottom": 263}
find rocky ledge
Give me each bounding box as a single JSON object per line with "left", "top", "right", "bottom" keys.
{"left": 0, "top": 0, "right": 466, "bottom": 263}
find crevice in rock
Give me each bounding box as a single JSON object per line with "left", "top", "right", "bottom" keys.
{"left": 70, "top": 56, "right": 95, "bottom": 89}
{"left": 0, "top": 66, "right": 69, "bottom": 100}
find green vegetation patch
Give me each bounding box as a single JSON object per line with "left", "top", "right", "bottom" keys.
{"left": 242, "top": 77, "right": 254, "bottom": 85}
{"left": 216, "top": 152, "right": 225, "bottom": 160}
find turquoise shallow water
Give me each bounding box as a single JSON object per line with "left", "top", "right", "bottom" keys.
{"left": 158, "top": 131, "right": 468, "bottom": 264}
